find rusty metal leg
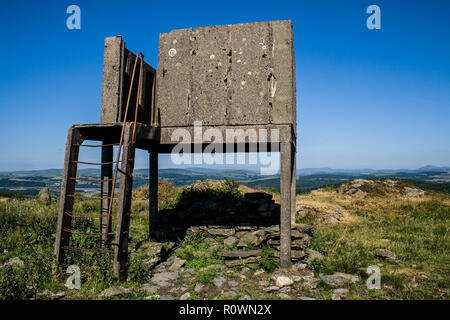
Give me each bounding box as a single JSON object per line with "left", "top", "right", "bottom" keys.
{"left": 113, "top": 124, "right": 135, "bottom": 279}
{"left": 149, "top": 150, "right": 158, "bottom": 239}
{"left": 100, "top": 144, "right": 113, "bottom": 247}
{"left": 53, "top": 126, "right": 82, "bottom": 274}
{"left": 280, "top": 139, "right": 293, "bottom": 269}
{"left": 291, "top": 144, "right": 297, "bottom": 225}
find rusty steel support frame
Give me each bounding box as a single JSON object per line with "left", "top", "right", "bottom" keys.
{"left": 100, "top": 144, "right": 113, "bottom": 246}
{"left": 113, "top": 123, "right": 135, "bottom": 278}
{"left": 149, "top": 150, "right": 158, "bottom": 239}
{"left": 151, "top": 124, "right": 296, "bottom": 269}
{"left": 53, "top": 123, "right": 156, "bottom": 279}
{"left": 53, "top": 126, "right": 82, "bottom": 272}
{"left": 54, "top": 125, "right": 295, "bottom": 277}
{"left": 55, "top": 20, "right": 298, "bottom": 277}
{"left": 280, "top": 134, "right": 295, "bottom": 269}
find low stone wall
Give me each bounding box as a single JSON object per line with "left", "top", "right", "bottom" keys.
{"left": 154, "top": 191, "right": 313, "bottom": 265}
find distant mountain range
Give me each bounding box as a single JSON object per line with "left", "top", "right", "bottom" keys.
{"left": 0, "top": 166, "right": 449, "bottom": 197}
{"left": 0, "top": 165, "right": 449, "bottom": 178}
{"left": 296, "top": 165, "right": 450, "bottom": 175}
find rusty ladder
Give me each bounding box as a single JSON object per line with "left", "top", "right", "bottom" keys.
{"left": 54, "top": 53, "right": 145, "bottom": 279}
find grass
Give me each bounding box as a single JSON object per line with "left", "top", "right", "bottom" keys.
{"left": 173, "top": 232, "right": 224, "bottom": 270}
{"left": 0, "top": 178, "right": 448, "bottom": 300}
{"left": 296, "top": 187, "right": 450, "bottom": 299}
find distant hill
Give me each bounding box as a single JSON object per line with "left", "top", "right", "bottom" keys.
{"left": 297, "top": 165, "right": 450, "bottom": 175}
{"left": 0, "top": 166, "right": 449, "bottom": 197}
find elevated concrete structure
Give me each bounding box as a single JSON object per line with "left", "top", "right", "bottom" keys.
{"left": 153, "top": 21, "right": 297, "bottom": 268}
{"left": 54, "top": 20, "right": 297, "bottom": 278}
{"left": 156, "top": 20, "right": 296, "bottom": 128}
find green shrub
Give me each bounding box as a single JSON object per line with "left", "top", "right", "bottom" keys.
{"left": 127, "top": 254, "right": 151, "bottom": 283}
{"left": 174, "top": 232, "right": 223, "bottom": 269}
{"left": 0, "top": 265, "right": 36, "bottom": 300}
{"left": 194, "top": 267, "right": 220, "bottom": 285}
{"left": 259, "top": 246, "right": 278, "bottom": 272}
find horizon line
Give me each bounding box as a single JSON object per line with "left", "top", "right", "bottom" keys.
{"left": 1, "top": 165, "right": 449, "bottom": 173}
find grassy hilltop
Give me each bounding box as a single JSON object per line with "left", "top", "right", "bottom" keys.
{"left": 0, "top": 178, "right": 448, "bottom": 300}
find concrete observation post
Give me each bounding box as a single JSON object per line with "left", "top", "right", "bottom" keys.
{"left": 153, "top": 20, "right": 297, "bottom": 268}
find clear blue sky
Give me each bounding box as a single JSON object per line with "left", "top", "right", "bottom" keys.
{"left": 0, "top": 0, "right": 449, "bottom": 171}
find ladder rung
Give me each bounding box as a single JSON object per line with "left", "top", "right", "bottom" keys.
{"left": 64, "top": 211, "right": 113, "bottom": 219}
{"left": 67, "top": 194, "right": 112, "bottom": 201}
{"left": 69, "top": 177, "right": 114, "bottom": 183}
{"left": 60, "top": 263, "right": 106, "bottom": 271}
{"left": 73, "top": 143, "right": 119, "bottom": 148}
{"left": 71, "top": 160, "right": 130, "bottom": 166}
{"left": 63, "top": 228, "right": 115, "bottom": 237}
{"left": 62, "top": 246, "right": 114, "bottom": 253}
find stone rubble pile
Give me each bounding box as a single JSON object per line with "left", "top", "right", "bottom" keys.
{"left": 296, "top": 204, "right": 343, "bottom": 224}
{"left": 153, "top": 191, "right": 314, "bottom": 265}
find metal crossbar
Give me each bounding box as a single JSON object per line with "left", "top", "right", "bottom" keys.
{"left": 73, "top": 143, "right": 119, "bottom": 147}
{"left": 62, "top": 246, "right": 114, "bottom": 254}
{"left": 64, "top": 211, "right": 111, "bottom": 219}
{"left": 69, "top": 177, "right": 113, "bottom": 183}
{"left": 63, "top": 228, "right": 115, "bottom": 237}
{"left": 67, "top": 194, "right": 112, "bottom": 201}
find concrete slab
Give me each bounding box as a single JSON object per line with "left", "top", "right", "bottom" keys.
{"left": 155, "top": 20, "right": 296, "bottom": 128}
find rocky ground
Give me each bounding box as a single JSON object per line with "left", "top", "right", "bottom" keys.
{"left": 0, "top": 178, "right": 448, "bottom": 300}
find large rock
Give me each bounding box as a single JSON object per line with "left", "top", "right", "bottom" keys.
{"left": 224, "top": 236, "right": 237, "bottom": 248}
{"left": 142, "top": 284, "right": 159, "bottom": 295}
{"left": 213, "top": 276, "right": 227, "bottom": 287}
{"left": 0, "top": 257, "right": 24, "bottom": 269}
{"left": 296, "top": 205, "right": 322, "bottom": 218}
{"left": 207, "top": 228, "right": 235, "bottom": 237}
{"left": 299, "top": 296, "right": 316, "bottom": 300}
{"left": 263, "top": 286, "right": 280, "bottom": 292}
{"left": 150, "top": 271, "right": 179, "bottom": 287}
{"left": 37, "top": 188, "right": 52, "bottom": 203}
{"left": 237, "top": 233, "right": 262, "bottom": 248}
{"left": 168, "top": 257, "right": 186, "bottom": 271}
{"left": 275, "top": 276, "right": 293, "bottom": 288}
{"left": 332, "top": 288, "right": 349, "bottom": 300}
{"left": 222, "top": 250, "right": 262, "bottom": 259}
{"left": 194, "top": 283, "right": 206, "bottom": 293}
{"left": 403, "top": 187, "right": 425, "bottom": 197}
{"left": 222, "top": 291, "right": 238, "bottom": 299}
{"left": 320, "top": 273, "right": 359, "bottom": 288}
{"left": 225, "top": 257, "right": 259, "bottom": 267}
{"left": 375, "top": 248, "right": 396, "bottom": 261}
{"left": 180, "top": 292, "right": 191, "bottom": 300}
{"left": 141, "top": 199, "right": 150, "bottom": 209}
{"left": 39, "top": 289, "right": 66, "bottom": 300}
{"left": 306, "top": 249, "right": 324, "bottom": 265}
{"left": 99, "top": 286, "right": 132, "bottom": 298}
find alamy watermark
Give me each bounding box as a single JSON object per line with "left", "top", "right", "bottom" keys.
{"left": 366, "top": 5, "right": 381, "bottom": 30}
{"left": 366, "top": 265, "right": 381, "bottom": 289}
{"left": 65, "top": 264, "right": 81, "bottom": 290}
{"left": 66, "top": 5, "right": 81, "bottom": 30}
{"left": 170, "top": 121, "right": 280, "bottom": 175}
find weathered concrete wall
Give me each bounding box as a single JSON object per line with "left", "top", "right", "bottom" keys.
{"left": 155, "top": 20, "right": 296, "bottom": 128}
{"left": 100, "top": 36, "right": 156, "bottom": 125}
{"left": 101, "top": 36, "right": 123, "bottom": 123}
